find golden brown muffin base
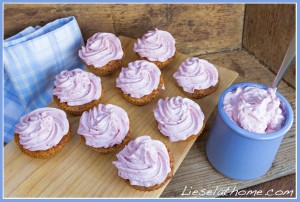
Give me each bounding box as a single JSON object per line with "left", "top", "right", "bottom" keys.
{"left": 182, "top": 76, "right": 221, "bottom": 99}
{"left": 125, "top": 148, "right": 175, "bottom": 191}
{"left": 86, "top": 59, "right": 122, "bottom": 77}
{"left": 14, "top": 127, "right": 71, "bottom": 159}
{"left": 156, "top": 120, "right": 206, "bottom": 142}
{"left": 79, "top": 132, "right": 131, "bottom": 154}
{"left": 136, "top": 51, "right": 176, "bottom": 70}
{"left": 53, "top": 87, "right": 104, "bottom": 116}
{"left": 120, "top": 76, "right": 164, "bottom": 106}
{"left": 85, "top": 48, "right": 126, "bottom": 77}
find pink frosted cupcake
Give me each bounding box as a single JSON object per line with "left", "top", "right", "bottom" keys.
{"left": 77, "top": 104, "right": 130, "bottom": 153}
{"left": 154, "top": 96, "right": 205, "bottom": 142}
{"left": 133, "top": 28, "right": 176, "bottom": 69}
{"left": 14, "top": 107, "right": 71, "bottom": 158}
{"left": 173, "top": 57, "right": 220, "bottom": 98}
{"left": 53, "top": 68, "right": 103, "bottom": 115}
{"left": 116, "top": 60, "right": 164, "bottom": 105}
{"left": 113, "top": 136, "right": 174, "bottom": 191}
{"left": 79, "top": 32, "right": 124, "bottom": 76}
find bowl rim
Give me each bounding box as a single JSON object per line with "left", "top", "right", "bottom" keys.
{"left": 218, "top": 82, "right": 294, "bottom": 140}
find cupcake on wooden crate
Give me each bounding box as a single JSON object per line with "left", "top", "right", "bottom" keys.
{"left": 154, "top": 96, "right": 205, "bottom": 142}
{"left": 79, "top": 32, "right": 124, "bottom": 76}
{"left": 53, "top": 68, "right": 103, "bottom": 116}
{"left": 77, "top": 104, "right": 130, "bottom": 154}
{"left": 116, "top": 60, "right": 164, "bottom": 105}
{"left": 133, "top": 28, "right": 176, "bottom": 69}
{"left": 173, "top": 57, "right": 220, "bottom": 98}
{"left": 113, "top": 136, "right": 174, "bottom": 191}
{"left": 14, "top": 107, "right": 71, "bottom": 158}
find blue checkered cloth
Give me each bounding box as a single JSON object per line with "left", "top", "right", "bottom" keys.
{"left": 4, "top": 16, "right": 85, "bottom": 143}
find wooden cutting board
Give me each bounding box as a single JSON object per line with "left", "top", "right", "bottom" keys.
{"left": 4, "top": 36, "right": 238, "bottom": 198}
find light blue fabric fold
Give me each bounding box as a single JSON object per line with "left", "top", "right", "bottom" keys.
{"left": 4, "top": 16, "right": 85, "bottom": 143}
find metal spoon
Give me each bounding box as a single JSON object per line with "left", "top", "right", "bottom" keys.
{"left": 272, "top": 35, "right": 295, "bottom": 88}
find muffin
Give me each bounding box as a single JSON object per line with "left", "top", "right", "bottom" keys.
{"left": 173, "top": 57, "right": 220, "bottom": 98}
{"left": 78, "top": 32, "right": 124, "bottom": 76}
{"left": 14, "top": 107, "right": 71, "bottom": 158}
{"left": 116, "top": 60, "right": 164, "bottom": 105}
{"left": 133, "top": 28, "right": 176, "bottom": 69}
{"left": 53, "top": 68, "right": 103, "bottom": 116}
{"left": 154, "top": 96, "right": 205, "bottom": 142}
{"left": 77, "top": 104, "right": 130, "bottom": 153}
{"left": 113, "top": 136, "right": 174, "bottom": 191}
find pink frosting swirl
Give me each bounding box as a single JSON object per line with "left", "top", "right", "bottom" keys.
{"left": 78, "top": 32, "right": 123, "bottom": 67}
{"left": 77, "top": 104, "right": 129, "bottom": 148}
{"left": 173, "top": 57, "right": 219, "bottom": 93}
{"left": 133, "top": 28, "right": 176, "bottom": 62}
{"left": 116, "top": 60, "right": 162, "bottom": 98}
{"left": 112, "top": 136, "right": 171, "bottom": 187}
{"left": 53, "top": 68, "right": 102, "bottom": 106}
{"left": 15, "top": 107, "right": 69, "bottom": 151}
{"left": 154, "top": 96, "right": 205, "bottom": 142}
{"left": 223, "top": 86, "right": 285, "bottom": 134}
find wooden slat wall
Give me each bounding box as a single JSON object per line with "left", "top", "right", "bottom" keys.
{"left": 243, "top": 4, "right": 296, "bottom": 88}
{"left": 4, "top": 4, "right": 245, "bottom": 55}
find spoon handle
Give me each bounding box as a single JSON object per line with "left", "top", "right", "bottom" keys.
{"left": 272, "top": 35, "right": 296, "bottom": 88}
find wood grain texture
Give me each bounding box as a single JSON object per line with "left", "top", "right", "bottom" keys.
{"left": 223, "top": 174, "right": 296, "bottom": 198}
{"left": 161, "top": 49, "right": 295, "bottom": 198}
{"left": 4, "top": 36, "right": 238, "bottom": 198}
{"left": 4, "top": 4, "right": 245, "bottom": 55}
{"left": 243, "top": 4, "right": 296, "bottom": 87}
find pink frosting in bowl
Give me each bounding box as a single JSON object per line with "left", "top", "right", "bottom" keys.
{"left": 78, "top": 32, "right": 123, "bottom": 67}
{"left": 15, "top": 107, "right": 69, "bottom": 151}
{"left": 116, "top": 60, "right": 162, "bottom": 98}
{"left": 112, "top": 136, "right": 171, "bottom": 187}
{"left": 223, "top": 86, "right": 285, "bottom": 134}
{"left": 154, "top": 96, "right": 205, "bottom": 142}
{"left": 53, "top": 68, "right": 102, "bottom": 106}
{"left": 77, "top": 104, "right": 130, "bottom": 148}
{"left": 173, "top": 57, "right": 219, "bottom": 93}
{"left": 133, "top": 28, "right": 176, "bottom": 62}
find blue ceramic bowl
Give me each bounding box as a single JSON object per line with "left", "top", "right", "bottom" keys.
{"left": 206, "top": 82, "right": 294, "bottom": 181}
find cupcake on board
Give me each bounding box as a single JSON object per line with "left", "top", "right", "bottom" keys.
{"left": 14, "top": 107, "right": 71, "bottom": 158}
{"left": 53, "top": 68, "right": 103, "bottom": 116}
{"left": 173, "top": 57, "right": 220, "bottom": 98}
{"left": 77, "top": 104, "right": 130, "bottom": 153}
{"left": 79, "top": 32, "right": 124, "bottom": 76}
{"left": 154, "top": 96, "right": 205, "bottom": 142}
{"left": 133, "top": 28, "right": 176, "bottom": 69}
{"left": 113, "top": 136, "right": 174, "bottom": 191}
{"left": 116, "top": 60, "right": 164, "bottom": 105}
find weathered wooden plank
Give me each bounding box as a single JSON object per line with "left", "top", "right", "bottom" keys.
{"left": 161, "top": 49, "right": 295, "bottom": 197}
{"left": 4, "top": 4, "right": 245, "bottom": 55}
{"left": 243, "top": 4, "right": 296, "bottom": 88}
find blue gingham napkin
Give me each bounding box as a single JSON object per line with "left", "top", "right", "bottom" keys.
{"left": 4, "top": 16, "right": 85, "bottom": 143}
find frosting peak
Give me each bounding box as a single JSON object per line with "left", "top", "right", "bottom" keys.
{"left": 223, "top": 86, "right": 285, "bottom": 134}
{"left": 15, "top": 107, "right": 69, "bottom": 151}
{"left": 78, "top": 104, "right": 129, "bottom": 148}
{"left": 173, "top": 57, "right": 218, "bottom": 93}
{"left": 78, "top": 32, "right": 123, "bottom": 67}
{"left": 112, "top": 136, "right": 171, "bottom": 187}
{"left": 154, "top": 96, "right": 205, "bottom": 142}
{"left": 116, "top": 60, "right": 162, "bottom": 98}
{"left": 53, "top": 68, "right": 102, "bottom": 106}
{"left": 133, "top": 28, "right": 175, "bottom": 62}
